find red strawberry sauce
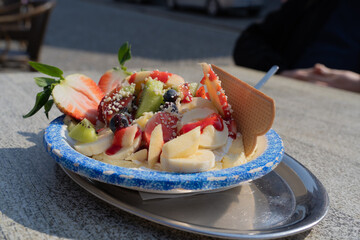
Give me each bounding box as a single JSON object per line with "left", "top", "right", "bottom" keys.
{"left": 106, "top": 128, "right": 126, "bottom": 155}
{"left": 179, "top": 113, "right": 224, "bottom": 135}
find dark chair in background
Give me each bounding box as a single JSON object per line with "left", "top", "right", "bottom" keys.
{"left": 0, "top": 0, "right": 56, "bottom": 69}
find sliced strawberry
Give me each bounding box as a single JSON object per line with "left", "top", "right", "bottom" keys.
{"left": 200, "top": 63, "right": 232, "bottom": 119}
{"left": 98, "top": 69, "right": 127, "bottom": 94}
{"left": 52, "top": 74, "right": 105, "bottom": 124}
{"left": 144, "top": 112, "right": 179, "bottom": 146}
{"left": 98, "top": 86, "right": 134, "bottom": 124}
{"left": 195, "top": 86, "right": 208, "bottom": 99}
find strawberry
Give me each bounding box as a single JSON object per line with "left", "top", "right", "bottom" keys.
{"left": 98, "top": 69, "right": 127, "bottom": 94}
{"left": 195, "top": 85, "right": 208, "bottom": 99}
{"left": 200, "top": 63, "right": 232, "bottom": 119}
{"left": 144, "top": 112, "right": 179, "bottom": 146}
{"left": 52, "top": 74, "right": 105, "bottom": 124}
{"left": 98, "top": 42, "right": 132, "bottom": 94}
{"left": 98, "top": 86, "right": 135, "bottom": 125}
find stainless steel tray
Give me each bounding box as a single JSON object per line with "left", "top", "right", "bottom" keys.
{"left": 61, "top": 153, "right": 329, "bottom": 239}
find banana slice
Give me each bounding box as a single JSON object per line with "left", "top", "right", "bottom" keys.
{"left": 222, "top": 133, "right": 247, "bottom": 168}
{"left": 74, "top": 130, "right": 113, "bottom": 156}
{"left": 160, "top": 149, "right": 215, "bottom": 173}
{"left": 148, "top": 124, "right": 164, "bottom": 168}
{"left": 126, "top": 149, "right": 148, "bottom": 162}
{"left": 93, "top": 136, "right": 141, "bottom": 162}
{"left": 162, "top": 126, "right": 201, "bottom": 159}
{"left": 199, "top": 124, "right": 229, "bottom": 149}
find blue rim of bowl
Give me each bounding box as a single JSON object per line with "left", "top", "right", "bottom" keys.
{"left": 44, "top": 115, "right": 284, "bottom": 193}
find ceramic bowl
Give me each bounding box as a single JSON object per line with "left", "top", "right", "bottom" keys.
{"left": 44, "top": 115, "right": 284, "bottom": 193}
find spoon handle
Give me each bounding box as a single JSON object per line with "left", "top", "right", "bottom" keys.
{"left": 254, "top": 65, "right": 279, "bottom": 90}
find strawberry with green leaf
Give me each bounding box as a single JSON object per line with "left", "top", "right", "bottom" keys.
{"left": 98, "top": 42, "right": 133, "bottom": 94}
{"left": 23, "top": 62, "right": 105, "bottom": 124}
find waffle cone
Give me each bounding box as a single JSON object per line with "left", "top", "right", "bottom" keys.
{"left": 211, "top": 64, "right": 275, "bottom": 156}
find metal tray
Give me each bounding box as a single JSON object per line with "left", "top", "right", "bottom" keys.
{"left": 61, "top": 153, "right": 329, "bottom": 239}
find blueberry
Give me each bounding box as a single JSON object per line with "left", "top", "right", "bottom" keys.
{"left": 163, "top": 89, "right": 178, "bottom": 103}
{"left": 160, "top": 102, "right": 178, "bottom": 113}
{"left": 109, "top": 113, "right": 129, "bottom": 133}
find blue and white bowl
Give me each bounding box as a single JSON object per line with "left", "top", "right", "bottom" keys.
{"left": 44, "top": 115, "right": 284, "bottom": 193}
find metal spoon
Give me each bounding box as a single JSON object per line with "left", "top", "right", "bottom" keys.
{"left": 254, "top": 65, "right": 279, "bottom": 90}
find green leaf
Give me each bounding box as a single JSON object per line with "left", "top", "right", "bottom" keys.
{"left": 118, "top": 42, "right": 131, "bottom": 67}
{"left": 23, "top": 88, "right": 52, "bottom": 118}
{"left": 29, "top": 61, "right": 64, "bottom": 78}
{"left": 44, "top": 99, "right": 54, "bottom": 119}
{"left": 34, "top": 77, "right": 59, "bottom": 87}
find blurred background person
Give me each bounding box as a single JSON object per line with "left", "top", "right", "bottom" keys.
{"left": 232, "top": 0, "right": 360, "bottom": 93}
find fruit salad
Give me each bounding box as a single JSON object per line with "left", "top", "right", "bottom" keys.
{"left": 24, "top": 43, "right": 252, "bottom": 173}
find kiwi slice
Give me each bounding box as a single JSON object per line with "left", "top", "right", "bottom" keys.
{"left": 136, "top": 79, "right": 164, "bottom": 118}
{"left": 68, "top": 118, "right": 98, "bottom": 143}
{"left": 188, "top": 82, "right": 199, "bottom": 96}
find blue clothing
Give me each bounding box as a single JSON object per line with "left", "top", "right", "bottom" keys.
{"left": 294, "top": 0, "right": 360, "bottom": 73}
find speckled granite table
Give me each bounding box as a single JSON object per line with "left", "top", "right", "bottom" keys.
{"left": 1, "top": 66, "right": 359, "bottom": 239}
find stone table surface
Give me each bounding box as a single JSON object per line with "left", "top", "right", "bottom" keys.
{"left": 1, "top": 65, "right": 359, "bottom": 240}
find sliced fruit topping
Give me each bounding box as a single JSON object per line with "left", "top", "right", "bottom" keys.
{"left": 149, "top": 70, "right": 173, "bottom": 83}
{"left": 109, "top": 113, "right": 130, "bottom": 133}
{"left": 179, "top": 107, "right": 216, "bottom": 129}
{"left": 69, "top": 118, "right": 98, "bottom": 143}
{"left": 74, "top": 129, "right": 113, "bottom": 156}
{"left": 163, "top": 89, "right": 178, "bottom": 103}
{"left": 178, "top": 83, "right": 193, "bottom": 103}
{"left": 24, "top": 62, "right": 105, "bottom": 124}
{"left": 98, "top": 69, "right": 127, "bottom": 94}
{"left": 63, "top": 115, "right": 77, "bottom": 132}
{"left": 161, "top": 126, "right": 201, "bottom": 159}
{"left": 161, "top": 149, "right": 215, "bottom": 173}
{"left": 127, "top": 70, "right": 184, "bottom": 90}
{"left": 53, "top": 74, "right": 105, "bottom": 124}
{"left": 105, "top": 124, "right": 140, "bottom": 155}
{"left": 135, "top": 79, "right": 164, "bottom": 118}
{"left": 144, "top": 112, "right": 179, "bottom": 146}
{"left": 179, "top": 112, "right": 224, "bottom": 135}
{"left": 179, "top": 97, "right": 218, "bottom": 114}
{"left": 195, "top": 86, "right": 208, "bottom": 99}
{"left": 200, "top": 124, "right": 228, "bottom": 149}
{"left": 188, "top": 82, "right": 199, "bottom": 96}
{"left": 126, "top": 149, "right": 148, "bottom": 162}
{"left": 148, "top": 124, "right": 164, "bottom": 168}
{"left": 159, "top": 102, "right": 178, "bottom": 113}
{"left": 96, "top": 135, "right": 141, "bottom": 161}
{"left": 222, "top": 133, "right": 247, "bottom": 168}
{"left": 200, "top": 63, "right": 232, "bottom": 119}
{"left": 98, "top": 84, "right": 135, "bottom": 124}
